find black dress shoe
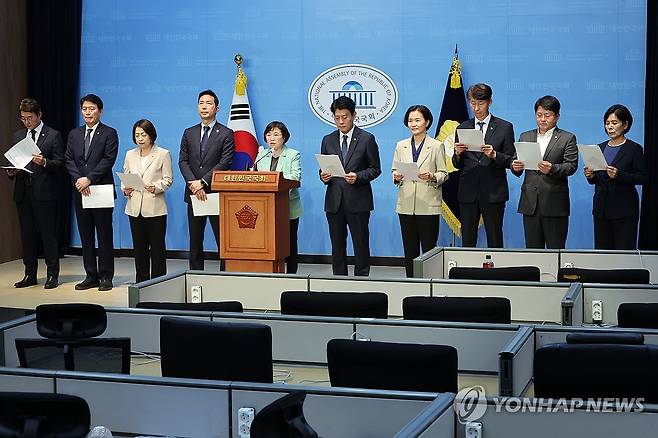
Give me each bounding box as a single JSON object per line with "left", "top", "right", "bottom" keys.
{"left": 14, "top": 275, "right": 37, "bottom": 288}
{"left": 98, "top": 279, "right": 113, "bottom": 291}
{"left": 75, "top": 278, "right": 100, "bottom": 290}
{"left": 44, "top": 275, "right": 59, "bottom": 289}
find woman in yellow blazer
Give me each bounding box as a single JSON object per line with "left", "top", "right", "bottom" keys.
{"left": 392, "top": 105, "right": 448, "bottom": 277}
{"left": 121, "top": 119, "right": 173, "bottom": 283}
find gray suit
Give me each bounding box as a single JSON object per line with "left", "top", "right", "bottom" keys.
{"left": 512, "top": 127, "right": 578, "bottom": 248}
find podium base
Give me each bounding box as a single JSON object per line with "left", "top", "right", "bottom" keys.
{"left": 224, "top": 259, "right": 285, "bottom": 273}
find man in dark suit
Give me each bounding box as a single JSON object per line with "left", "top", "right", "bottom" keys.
{"left": 179, "top": 89, "right": 235, "bottom": 270}
{"left": 453, "top": 83, "right": 515, "bottom": 248}
{"left": 319, "top": 96, "right": 381, "bottom": 276}
{"left": 6, "top": 98, "right": 63, "bottom": 289}
{"left": 511, "top": 96, "right": 578, "bottom": 249}
{"left": 65, "top": 94, "right": 118, "bottom": 291}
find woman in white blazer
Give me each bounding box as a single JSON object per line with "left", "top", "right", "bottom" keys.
{"left": 392, "top": 105, "right": 449, "bottom": 277}
{"left": 122, "top": 119, "right": 173, "bottom": 282}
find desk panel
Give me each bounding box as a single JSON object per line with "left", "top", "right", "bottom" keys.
{"left": 0, "top": 370, "right": 54, "bottom": 393}
{"left": 560, "top": 250, "right": 658, "bottom": 283}
{"left": 582, "top": 285, "right": 658, "bottom": 325}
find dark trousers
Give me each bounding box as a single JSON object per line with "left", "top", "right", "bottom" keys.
{"left": 129, "top": 214, "right": 167, "bottom": 283}
{"left": 326, "top": 209, "right": 371, "bottom": 276}
{"left": 523, "top": 202, "right": 568, "bottom": 249}
{"left": 594, "top": 216, "right": 638, "bottom": 250}
{"left": 16, "top": 187, "right": 59, "bottom": 277}
{"left": 399, "top": 214, "right": 439, "bottom": 277}
{"left": 74, "top": 202, "right": 114, "bottom": 281}
{"left": 187, "top": 203, "right": 220, "bottom": 270}
{"left": 287, "top": 217, "right": 299, "bottom": 274}
{"left": 460, "top": 200, "right": 505, "bottom": 248}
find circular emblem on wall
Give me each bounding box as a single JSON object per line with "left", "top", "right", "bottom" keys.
{"left": 308, "top": 64, "right": 398, "bottom": 128}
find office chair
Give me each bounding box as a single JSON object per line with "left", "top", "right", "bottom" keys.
{"left": 534, "top": 342, "right": 658, "bottom": 403}
{"left": 0, "top": 392, "right": 90, "bottom": 438}
{"left": 136, "top": 301, "right": 244, "bottom": 312}
{"left": 403, "top": 296, "right": 511, "bottom": 324}
{"left": 558, "top": 267, "right": 650, "bottom": 284}
{"left": 565, "top": 332, "right": 644, "bottom": 345}
{"left": 327, "top": 339, "right": 458, "bottom": 393}
{"left": 160, "top": 316, "right": 273, "bottom": 383}
{"left": 448, "top": 266, "right": 540, "bottom": 282}
{"left": 15, "top": 304, "right": 131, "bottom": 374}
{"left": 250, "top": 391, "right": 319, "bottom": 438}
{"left": 618, "top": 303, "right": 658, "bottom": 329}
{"left": 280, "top": 291, "right": 388, "bottom": 319}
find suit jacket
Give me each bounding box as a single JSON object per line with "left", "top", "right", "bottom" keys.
{"left": 513, "top": 127, "right": 578, "bottom": 217}
{"left": 65, "top": 122, "right": 119, "bottom": 200}
{"left": 320, "top": 126, "right": 381, "bottom": 214}
{"left": 122, "top": 146, "right": 173, "bottom": 217}
{"left": 254, "top": 146, "right": 303, "bottom": 219}
{"left": 452, "top": 115, "right": 515, "bottom": 203}
{"left": 11, "top": 124, "right": 64, "bottom": 203}
{"left": 392, "top": 135, "right": 449, "bottom": 215}
{"left": 178, "top": 121, "right": 235, "bottom": 203}
{"left": 587, "top": 139, "right": 646, "bottom": 219}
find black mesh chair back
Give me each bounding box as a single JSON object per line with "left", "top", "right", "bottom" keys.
{"left": 558, "top": 267, "right": 650, "bottom": 284}
{"left": 403, "top": 296, "right": 511, "bottom": 324}
{"left": 566, "top": 332, "right": 644, "bottom": 345}
{"left": 250, "top": 391, "right": 319, "bottom": 438}
{"left": 36, "top": 303, "right": 106, "bottom": 339}
{"left": 160, "top": 316, "right": 273, "bottom": 383}
{"left": 280, "top": 291, "right": 388, "bottom": 319}
{"left": 136, "top": 301, "right": 244, "bottom": 312}
{"left": 327, "top": 339, "right": 457, "bottom": 393}
{"left": 0, "top": 392, "right": 90, "bottom": 438}
{"left": 534, "top": 343, "right": 658, "bottom": 403}
{"left": 15, "top": 338, "right": 131, "bottom": 374}
{"left": 618, "top": 303, "right": 658, "bottom": 329}
{"left": 448, "top": 266, "right": 540, "bottom": 282}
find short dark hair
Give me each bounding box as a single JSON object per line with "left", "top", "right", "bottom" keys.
{"left": 132, "top": 119, "right": 158, "bottom": 144}
{"left": 19, "top": 98, "right": 41, "bottom": 115}
{"left": 198, "top": 89, "right": 219, "bottom": 107}
{"left": 330, "top": 96, "right": 356, "bottom": 114}
{"left": 534, "top": 95, "right": 561, "bottom": 114}
{"left": 80, "top": 94, "right": 103, "bottom": 110}
{"left": 604, "top": 104, "right": 633, "bottom": 134}
{"left": 466, "top": 83, "right": 492, "bottom": 101}
{"left": 404, "top": 105, "right": 434, "bottom": 131}
{"left": 263, "top": 121, "right": 290, "bottom": 143}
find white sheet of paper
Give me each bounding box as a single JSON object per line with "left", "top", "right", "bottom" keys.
{"left": 456, "top": 129, "right": 485, "bottom": 151}
{"left": 116, "top": 172, "right": 146, "bottom": 191}
{"left": 315, "top": 154, "right": 346, "bottom": 177}
{"left": 2, "top": 166, "right": 33, "bottom": 174}
{"left": 578, "top": 144, "right": 608, "bottom": 171}
{"left": 514, "top": 142, "right": 543, "bottom": 171}
{"left": 393, "top": 161, "right": 422, "bottom": 182}
{"left": 4, "top": 137, "right": 40, "bottom": 169}
{"left": 191, "top": 192, "right": 220, "bottom": 216}
{"left": 82, "top": 184, "right": 115, "bottom": 209}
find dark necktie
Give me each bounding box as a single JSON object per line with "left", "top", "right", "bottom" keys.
{"left": 341, "top": 134, "right": 348, "bottom": 160}
{"left": 30, "top": 129, "right": 36, "bottom": 142}
{"left": 84, "top": 128, "right": 93, "bottom": 158}
{"left": 477, "top": 121, "right": 485, "bottom": 133}
{"left": 200, "top": 125, "right": 210, "bottom": 158}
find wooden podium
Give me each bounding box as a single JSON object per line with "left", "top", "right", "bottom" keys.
{"left": 211, "top": 171, "right": 300, "bottom": 273}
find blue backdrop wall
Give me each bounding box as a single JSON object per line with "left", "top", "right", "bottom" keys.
{"left": 75, "top": 0, "right": 647, "bottom": 256}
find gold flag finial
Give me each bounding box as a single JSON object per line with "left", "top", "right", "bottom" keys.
{"left": 234, "top": 54, "right": 247, "bottom": 96}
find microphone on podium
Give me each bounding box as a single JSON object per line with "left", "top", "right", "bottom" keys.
{"left": 250, "top": 147, "right": 272, "bottom": 171}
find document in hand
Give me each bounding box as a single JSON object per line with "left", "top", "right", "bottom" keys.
{"left": 514, "top": 142, "right": 542, "bottom": 170}
{"left": 456, "top": 129, "right": 485, "bottom": 151}
{"left": 315, "top": 154, "right": 346, "bottom": 177}
{"left": 393, "top": 161, "right": 422, "bottom": 181}
{"left": 191, "top": 192, "right": 220, "bottom": 216}
{"left": 82, "top": 184, "right": 115, "bottom": 209}
{"left": 1, "top": 166, "right": 33, "bottom": 174}
{"left": 4, "top": 137, "right": 40, "bottom": 170}
{"left": 577, "top": 144, "right": 607, "bottom": 171}
{"left": 116, "top": 172, "right": 146, "bottom": 191}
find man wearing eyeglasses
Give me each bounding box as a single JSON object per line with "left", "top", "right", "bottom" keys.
{"left": 5, "top": 98, "right": 64, "bottom": 289}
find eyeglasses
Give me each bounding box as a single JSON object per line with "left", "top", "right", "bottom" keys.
{"left": 20, "top": 116, "right": 35, "bottom": 123}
